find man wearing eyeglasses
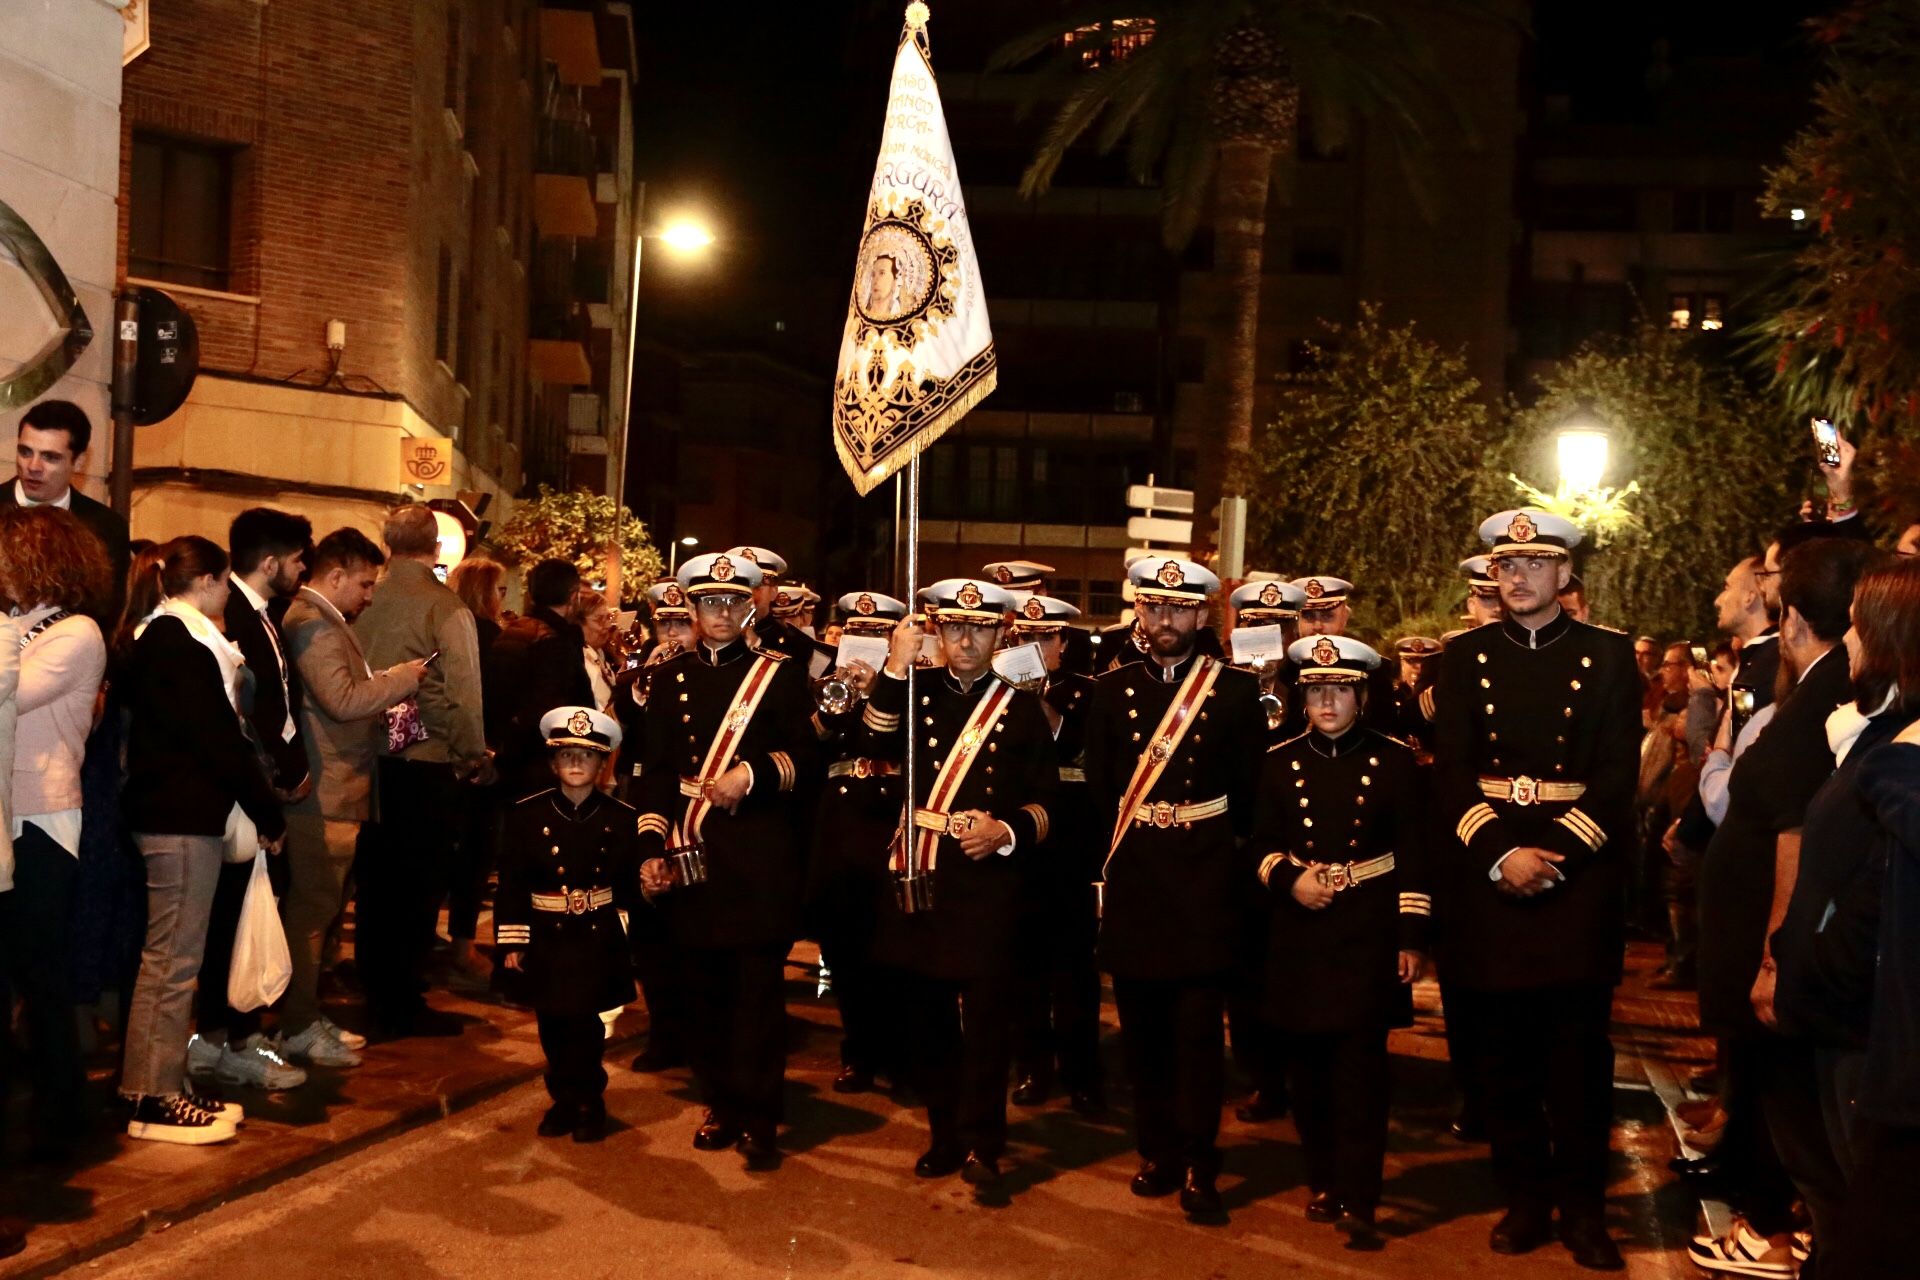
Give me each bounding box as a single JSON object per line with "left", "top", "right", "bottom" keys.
{"left": 1084, "top": 556, "right": 1262, "bottom": 1223}
{"left": 633, "top": 550, "right": 816, "bottom": 1170}
{"left": 1430, "top": 509, "right": 1641, "bottom": 1270}
{"left": 862, "top": 578, "right": 1058, "bottom": 1192}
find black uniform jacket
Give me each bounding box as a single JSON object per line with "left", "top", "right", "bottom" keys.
{"left": 1085, "top": 652, "right": 1263, "bottom": 980}
{"left": 1024, "top": 673, "right": 1100, "bottom": 954}
{"left": 635, "top": 637, "right": 818, "bottom": 949}
{"left": 864, "top": 665, "right": 1058, "bottom": 980}
{"left": 495, "top": 787, "right": 642, "bottom": 1015}
{"left": 1431, "top": 611, "right": 1641, "bottom": 990}
{"left": 803, "top": 699, "right": 904, "bottom": 931}
{"left": 1253, "top": 728, "right": 1430, "bottom": 1033}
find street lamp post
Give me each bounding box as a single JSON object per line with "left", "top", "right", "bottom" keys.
{"left": 1555, "top": 403, "right": 1611, "bottom": 497}
{"left": 668, "top": 533, "right": 698, "bottom": 576}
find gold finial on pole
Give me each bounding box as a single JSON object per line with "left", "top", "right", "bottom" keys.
{"left": 905, "top": 2, "right": 929, "bottom": 32}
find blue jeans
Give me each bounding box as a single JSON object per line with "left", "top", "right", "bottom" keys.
{"left": 120, "top": 833, "right": 224, "bottom": 1098}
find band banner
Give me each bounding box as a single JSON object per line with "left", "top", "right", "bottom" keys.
{"left": 832, "top": 2, "right": 996, "bottom": 496}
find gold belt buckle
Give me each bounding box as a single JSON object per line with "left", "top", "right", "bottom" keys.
{"left": 945, "top": 812, "right": 974, "bottom": 838}
{"left": 851, "top": 758, "right": 872, "bottom": 780}
{"left": 1320, "top": 863, "right": 1352, "bottom": 891}
{"left": 1150, "top": 801, "right": 1175, "bottom": 829}
{"left": 1511, "top": 775, "right": 1538, "bottom": 806}
{"left": 566, "top": 888, "right": 589, "bottom": 915}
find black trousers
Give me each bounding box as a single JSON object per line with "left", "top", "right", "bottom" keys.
{"left": 0, "top": 826, "right": 83, "bottom": 1144}
{"left": 358, "top": 758, "right": 460, "bottom": 1025}
{"left": 682, "top": 945, "right": 787, "bottom": 1139}
{"left": 1113, "top": 976, "right": 1226, "bottom": 1174}
{"left": 822, "top": 937, "right": 903, "bottom": 1078}
{"left": 1719, "top": 1033, "right": 1799, "bottom": 1231}
{"left": 633, "top": 933, "right": 692, "bottom": 1060}
{"left": 1463, "top": 982, "right": 1614, "bottom": 1221}
{"left": 1437, "top": 962, "right": 1484, "bottom": 1121}
{"left": 192, "top": 857, "right": 263, "bottom": 1044}
{"left": 1830, "top": 1120, "right": 1920, "bottom": 1279}
{"left": 906, "top": 972, "right": 1015, "bottom": 1158}
{"left": 536, "top": 1010, "right": 608, "bottom": 1111}
{"left": 1280, "top": 1027, "right": 1391, "bottom": 1211}
{"left": 1012, "top": 929, "right": 1101, "bottom": 1093}
{"left": 1754, "top": 1034, "right": 1846, "bottom": 1250}
{"left": 447, "top": 784, "right": 501, "bottom": 941}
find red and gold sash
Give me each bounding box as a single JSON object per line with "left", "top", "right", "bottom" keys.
{"left": 1104, "top": 656, "right": 1223, "bottom": 871}
{"left": 675, "top": 654, "right": 782, "bottom": 842}
{"left": 892, "top": 678, "right": 1018, "bottom": 876}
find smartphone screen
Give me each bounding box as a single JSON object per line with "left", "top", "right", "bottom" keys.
{"left": 1812, "top": 417, "right": 1841, "bottom": 468}
{"left": 1690, "top": 644, "right": 1709, "bottom": 667}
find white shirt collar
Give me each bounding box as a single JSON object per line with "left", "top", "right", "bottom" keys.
{"left": 13, "top": 479, "right": 71, "bottom": 509}
{"left": 232, "top": 576, "right": 271, "bottom": 616}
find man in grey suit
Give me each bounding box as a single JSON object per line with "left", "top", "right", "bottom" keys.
{"left": 353, "top": 505, "right": 487, "bottom": 1038}
{"left": 278, "top": 529, "right": 426, "bottom": 1066}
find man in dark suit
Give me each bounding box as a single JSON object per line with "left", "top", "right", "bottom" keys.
{"left": 5, "top": 399, "right": 131, "bottom": 625}
{"left": 189, "top": 507, "right": 315, "bottom": 1091}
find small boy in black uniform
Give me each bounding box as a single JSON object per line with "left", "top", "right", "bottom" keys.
{"left": 497, "top": 705, "right": 642, "bottom": 1143}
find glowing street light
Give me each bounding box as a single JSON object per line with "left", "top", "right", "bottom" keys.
{"left": 1555, "top": 404, "right": 1611, "bottom": 496}
{"left": 669, "top": 533, "right": 699, "bottom": 575}
{"left": 659, "top": 220, "right": 716, "bottom": 254}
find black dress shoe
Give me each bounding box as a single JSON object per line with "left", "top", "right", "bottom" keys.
{"left": 961, "top": 1152, "right": 1003, "bottom": 1187}
{"left": 1234, "top": 1091, "right": 1287, "bottom": 1123}
{"left": 1305, "top": 1191, "right": 1340, "bottom": 1223}
{"left": 1449, "top": 1106, "right": 1486, "bottom": 1142}
{"left": 738, "top": 1131, "right": 780, "bottom": 1170}
{"left": 1489, "top": 1208, "right": 1554, "bottom": 1255}
{"left": 537, "top": 1104, "right": 579, "bottom": 1138}
{"left": 1180, "top": 1169, "right": 1225, "bottom": 1222}
{"left": 915, "top": 1143, "right": 966, "bottom": 1178}
{"left": 1335, "top": 1207, "right": 1380, "bottom": 1246}
{"left": 572, "top": 1105, "right": 608, "bottom": 1144}
{"left": 1130, "top": 1160, "right": 1183, "bottom": 1198}
{"left": 693, "top": 1114, "right": 741, "bottom": 1151}
{"left": 832, "top": 1065, "right": 875, "bottom": 1094}
{"left": 1011, "top": 1074, "right": 1050, "bottom": 1107}
{"left": 1559, "top": 1219, "right": 1624, "bottom": 1271}
{"left": 630, "top": 1045, "right": 684, "bottom": 1073}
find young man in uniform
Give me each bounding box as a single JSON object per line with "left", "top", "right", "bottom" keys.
{"left": 634, "top": 550, "right": 816, "bottom": 1169}
{"left": 496, "top": 706, "right": 641, "bottom": 1143}
{"left": 865, "top": 578, "right": 1057, "bottom": 1191}
{"left": 1086, "top": 557, "right": 1263, "bottom": 1222}
{"left": 1005, "top": 593, "right": 1104, "bottom": 1114}
{"left": 1430, "top": 509, "right": 1640, "bottom": 1270}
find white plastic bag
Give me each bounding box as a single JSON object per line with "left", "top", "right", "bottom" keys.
{"left": 228, "top": 851, "right": 291, "bottom": 1011}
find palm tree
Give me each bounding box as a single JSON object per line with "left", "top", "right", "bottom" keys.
{"left": 992, "top": 1, "right": 1509, "bottom": 558}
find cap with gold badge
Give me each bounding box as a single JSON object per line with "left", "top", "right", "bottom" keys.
{"left": 981, "top": 559, "right": 1055, "bottom": 594}
{"left": 1011, "top": 594, "right": 1081, "bottom": 633}
{"left": 1478, "top": 509, "right": 1581, "bottom": 559}
{"left": 1127, "top": 555, "right": 1219, "bottom": 605}
{"left": 919, "top": 577, "right": 1015, "bottom": 624}
{"left": 1393, "top": 635, "right": 1443, "bottom": 661}
{"left": 836, "top": 591, "right": 908, "bottom": 635}
{"left": 1231, "top": 578, "right": 1306, "bottom": 624}
{"left": 1289, "top": 575, "right": 1354, "bottom": 613}
{"left": 1287, "top": 634, "right": 1381, "bottom": 684}
{"left": 728, "top": 545, "right": 788, "bottom": 582}
{"left": 771, "top": 582, "right": 816, "bottom": 620}
{"left": 677, "top": 550, "right": 763, "bottom": 597}
{"left": 648, "top": 576, "right": 690, "bottom": 619}
{"left": 540, "top": 704, "right": 623, "bottom": 754}
{"left": 1459, "top": 555, "right": 1498, "bottom": 592}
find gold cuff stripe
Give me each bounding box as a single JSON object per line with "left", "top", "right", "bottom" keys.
{"left": 1558, "top": 807, "right": 1605, "bottom": 850}
{"left": 770, "top": 750, "right": 796, "bottom": 792}
{"left": 495, "top": 926, "right": 531, "bottom": 944}
{"left": 1456, "top": 802, "right": 1497, "bottom": 846}
{"left": 636, "top": 813, "right": 670, "bottom": 838}
{"left": 862, "top": 704, "right": 900, "bottom": 733}
{"left": 1418, "top": 687, "right": 1436, "bottom": 720}
{"left": 1021, "top": 803, "right": 1050, "bottom": 844}
{"left": 1258, "top": 851, "right": 1288, "bottom": 888}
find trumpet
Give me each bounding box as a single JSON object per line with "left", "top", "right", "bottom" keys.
{"left": 1248, "top": 654, "right": 1287, "bottom": 731}
{"left": 813, "top": 671, "right": 856, "bottom": 716}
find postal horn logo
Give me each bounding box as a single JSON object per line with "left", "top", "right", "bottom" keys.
{"left": 1258, "top": 583, "right": 1282, "bottom": 607}
{"left": 1022, "top": 597, "right": 1045, "bottom": 620}
{"left": 403, "top": 439, "right": 448, "bottom": 484}
{"left": 566, "top": 710, "right": 594, "bottom": 737}
{"left": 710, "top": 555, "right": 735, "bottom": 582}
{"left": 775, "top": 590, "right": 794, "bottom": 608}
{"left": 1305, "top": 578, "right": 1325, "bottom": 598}
{"left": 855, "top": 593, "right": 875, "bottom": 615}
{"left": 992, "top": 565, "right": 1013, "bottom": 584}
{"left": 661, "top": 583, "right": 685, "bottom": 607}
{"left": 1312, "top": 637, "right": 1341, "bottom": 669}
{"left": 1156, "top": 560, "right": 1184, "bottom": 589}
{"left": 1508, "top": 513, "right": 1537, "bottom": 543}
{"left": 955, "top": 581, "right": 983, "bottom": 611}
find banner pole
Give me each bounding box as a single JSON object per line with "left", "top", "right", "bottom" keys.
{"left": 903, "top": 454, "right": 920, "bottom": 877}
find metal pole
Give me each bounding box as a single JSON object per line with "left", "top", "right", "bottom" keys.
{"left": 902, "top": 454, "right": 920, "bottom": 876}
{"left": 891, "top": 469, "right": 903, "bottom": 596}
{"left": 615, "top": 181, "right": 646, "bottom": 516}
{"left": 108, "top": 292, "right": 139, "bottom": 518}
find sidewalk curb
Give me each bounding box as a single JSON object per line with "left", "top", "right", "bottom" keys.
{"left": 7, "top": 1031, "right": 643, "bottom": 1280}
